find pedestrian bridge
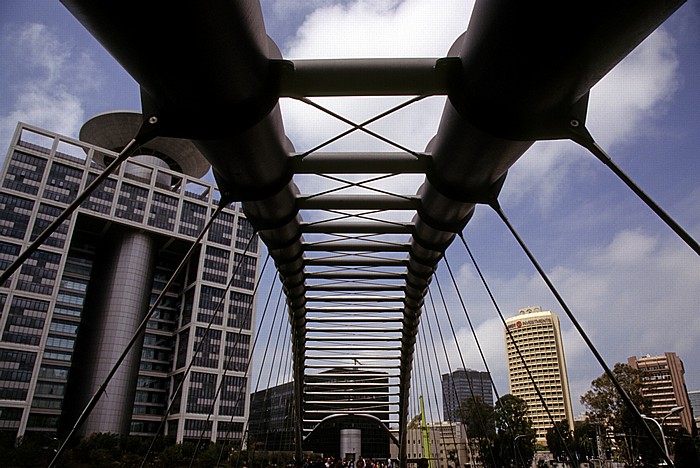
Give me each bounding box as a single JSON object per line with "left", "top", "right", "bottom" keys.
{"left": 6, "top": 1, "right": 693, "bottom": 467}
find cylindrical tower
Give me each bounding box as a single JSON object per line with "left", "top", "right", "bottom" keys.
{"left": 340, "top": 428, "right": 362, "bottom": 461}
{"left": 61, "top": 111, "right": 209, "bottom": 436}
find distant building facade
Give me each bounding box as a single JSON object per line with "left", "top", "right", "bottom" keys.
{"left": 628, "top": 352, "right": 695, "bottom": 435}
{"left": 504, "top": 306, "right": 574, "bottom": 445}
{"left": 0, "top": 119, "right": 260, "bottom": 444}
{"left": 304, "top": 368, "right": 391, "bottom": 459}
{"left": 688, "top": 390, "right": 700, "bottom": 433}
{"left": 248, "top": 381, "right": 295, "bottom": 451}
{"left": 441, "top": 368, "right": 493, "bottom": 423}
{"left": 399, "top": 421, "right": 470, "bottom": 468}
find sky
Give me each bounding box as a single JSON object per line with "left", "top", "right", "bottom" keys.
{"left": 1, "top": 1, "right": 699, "bottom": 421}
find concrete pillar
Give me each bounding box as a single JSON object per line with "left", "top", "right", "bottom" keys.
{"left": 341, "top": 428, "right": 362, "bottom": 461}
{"left": 63, "top": 226, "right": 157, "bottom": 436}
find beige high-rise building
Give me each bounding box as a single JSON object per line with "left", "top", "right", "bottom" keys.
{"left": 504, "top": 306, "right": 574, "bottom": 445}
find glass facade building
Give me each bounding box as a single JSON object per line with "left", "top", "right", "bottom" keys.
{"left": 441, "top": 368, "right": 493, "bottom": 423}
{"left": 0, "top": 120, "right": 260, "bottom": 444}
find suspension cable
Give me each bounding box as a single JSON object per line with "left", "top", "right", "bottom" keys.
{"left": 415, "top": 323, "right": 459, "bottom": 468}
{"left": 442, "top": 252, "right": 524, "bottom": 466}
{"left": 432, "top": 272, "right": 507, "bottom": 466}
{"left": 245, "top": 280, "right": 288, "bottom": 454}
{"left": 572, "top": 128, "right": 699, "bottom": 256}
{"left": 49, "top": 200, "right": 226, "bottom": 468}
{"left": 442, "top": 254, "right": 503, "bottom": 403}
{"left": 416, "top": 322, "right": 441, "bottom": 467}
{"left": 425, "top": 286, "right": 497, "bottom": 468}
{"left": 422, "top": 294, "right": 469, "bottom": 466}
{"left": 491, "top": 200, "right": 674, "bottom": 466}
{"left": 223, "top": 283, "right": 286, "bottom": 468}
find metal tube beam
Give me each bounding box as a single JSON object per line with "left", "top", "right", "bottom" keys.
{"left": 306, "top": 317, "right": 403, "bottom": 323}
{"left": 306, "top": 284, "right": 405, "bottom": 291}
{"left": 303, "top": 241, "right": 411, "bottom": 252}
{"left": 305, "top": 337, "right": 401, "bottom": 342}
{"left": 291, "top": 152, "right": 429, "bottom": 174}
{"left": 298, "top": 194, "right": 420, "bottom": 210}
{"left": 279, "top": 58, "right": 455, "bottom": 97}
{"left": 305, "top": 306, "right": 405, "bottom": 312}
{"left": 306, "top": 295, "right": 405, "bottom": 302}
{"left": 306, "top": 271, "right": 407, "bottom": 280}
{"left": 301, "top": 221, "right": 413, "bottom": 234}
{"left": 305, "top": 257, "right": 409, "bottom": 267}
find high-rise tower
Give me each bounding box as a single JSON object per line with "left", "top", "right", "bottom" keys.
{"left": 504, "top": 306, "right": 573, "bottom": 445}
{"left": 628, "top": 352, "right": 695, "bottom": 435}
{"left": 0, "top": 116, "right": 260, "bottom": 444}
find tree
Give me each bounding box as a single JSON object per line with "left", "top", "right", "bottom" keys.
{"left": 493, "top": 394, "right": 536, "bottom": 468}
{"left": 545, "top": 420, "right": 574, "bottom": 463}
{"left": 460, "top": 395, "right": 535, "bottom": 468}
{"left": 580, "top": 363, "right": 656, "bottom": 466}
{"left": 458, "top": 398, "right": 496, "bottom": 467}
{"left": 667, "top": 426, "right": 700, "bottom": 468}
{"left": 407, "top": 413, "right": 422, "bottom": 429}
{"left": 572, "top": 421, "right": 599, "bottom": 463}
{"left": 458, "top": 398, "right": 495, "bottom": 439}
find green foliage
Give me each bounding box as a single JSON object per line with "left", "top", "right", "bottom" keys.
{"left": 458, "top": 394, "right": 536, "bottom": 468}
{"left": 580, "top": 362, "right": 664, "bottom": 466}
{"left": 407, "top": 413, "right": 422, "bottom": 429}
{"left": 666, "top": 426, "right": 700, "bottom": 468}
{"left": 0, "top": 432, "right": 247, "bottom": 467}
{"left": 545, "top": 420, "right": 573, "bottom": 462}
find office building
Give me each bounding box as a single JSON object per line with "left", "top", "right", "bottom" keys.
{"left": 628, "top": 352, "right": 695, "bottom": 435}
{"left": 688, "top": 390, "right": 700, "bottom": 433}
{"left": 442, "top": 368, "right": 493, "bottom": 423}
{"left": 248, "top": 381, "right": 295, "bottom": 451}
{"left": 399, "top": 421, "right": 470, "bottom": 468}
{"left": 0, "top": 115, "right": 260, "bottom": 444}
{"left": 504, "top": 306, "right": 574, "bottom": 445}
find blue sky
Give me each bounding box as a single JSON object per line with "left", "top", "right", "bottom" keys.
{"left": 1, "top": 1, "right": 698, "bottom": 420}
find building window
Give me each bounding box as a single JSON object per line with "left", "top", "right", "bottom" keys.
{"left": 0, "top": 193, "right": 34, "bottom": 240}
{"left": 186, "top": 372, "right": 217, "bottom": 414}
{"left": 42, "top": 161, "right": 83, "bottom": 204}
{"left": 0, "top": 348, "right": 37, "bottom": 400}
{"left": 2, "top": 151, "right": 47, "bottom": 195}
{"left": 193, "top": 327, "right": 221, "bottom": 369}
{"left": 198, "top": 285, "right": 224, "bottom": 325}
{"left": 2, "top": 296, "right": 50, "bottom": 346}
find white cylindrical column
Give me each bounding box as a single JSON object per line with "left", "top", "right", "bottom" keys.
{"left": 66, "top": 227, "right": 157, "bottom": 435}
{"left": 340, "top": 428, "right": 362, "bottom": 461}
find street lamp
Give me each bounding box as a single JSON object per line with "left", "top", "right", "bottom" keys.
{"left": 641, "top": 406, "right": 684, "bottom": 464}
{"left": 512, "top": 434, "right": 526, "bottom": 468}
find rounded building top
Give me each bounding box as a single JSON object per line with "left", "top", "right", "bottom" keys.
{"left": 80, "top": 111, "right": 210, "bottom": 178}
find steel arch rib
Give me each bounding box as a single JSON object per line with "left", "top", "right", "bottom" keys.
{"left": 58, "top": 0, "right": 685, "bottom": 464}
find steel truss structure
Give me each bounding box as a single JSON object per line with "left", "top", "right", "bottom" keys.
{"left": 31, "top": 0, "right": 691, "bottom": 464}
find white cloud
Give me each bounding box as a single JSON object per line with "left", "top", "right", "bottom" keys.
{"left": 285, "top": 0, "right": 472, "bottom": 59}
{"left": 0, "top": 23, "right": 102, "bottom": 155}
{"left": 586, "top": 28, "right": 679, "bottom": 150}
